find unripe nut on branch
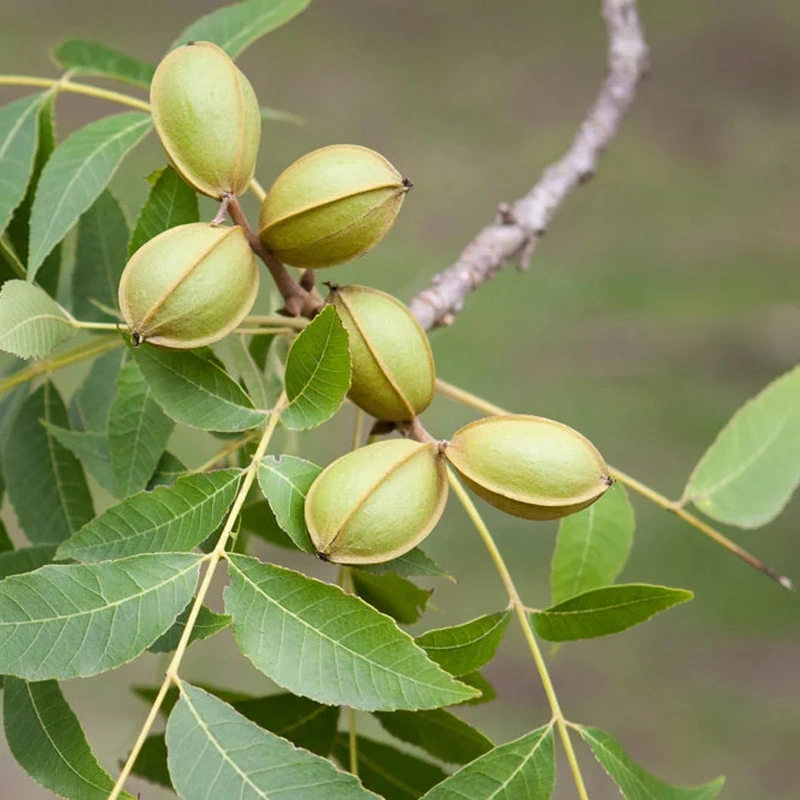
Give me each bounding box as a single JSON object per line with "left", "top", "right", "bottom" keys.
{"left": 329, "top": 285, "right": 435, "bottom": 422}
{"left": 118, "top": 223, "right": 259, "bottom": 349}
{"left": 305, "top": 439, "right": 448, "bottom": 564}
{"left": 258, "top": 144, "right": 410, "bottom": 269}
{"left": 445, "top": 415, "right": 612, "bottom": 521}
{"left": 150, "top": 41, "right": 261, "bottom": 199}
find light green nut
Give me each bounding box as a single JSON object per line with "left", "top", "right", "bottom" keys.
{"left": 151, "top": 40, "right": 261, "bottom": 198}
{"left": 118, "top": 222, "right": 259, "bottom": 350}
{"left": 258, "top": 144, "right": 410, "bottom": 268}
{"left": 329, "top": 284, "right": 435, "bottom": 422}
{"left": 305, "top": 439, "right": 448, "bottom": 564}
{"left": 445, "top": 415, "right": 612, "bottom": 520}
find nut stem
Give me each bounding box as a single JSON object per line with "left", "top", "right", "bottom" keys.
{"left": 225, "top": 194, "right": 322, "bottom": 318}
{"left": 397, "top": 417, "right": 439, "bottom": 446}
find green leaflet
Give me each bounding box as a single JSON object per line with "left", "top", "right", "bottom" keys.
{"left": 375, "top": 708, "right": 493, "bottom": 765}
{"left": 257, "top": 454, "right": 321, "bottom": 552}
{"left": 148, "top": 604, "right": 231, "bottom": 653}
{"left": 28, "top": 111, "right": 152, "bottom": 279}
{"left": 3, "top": 677, "right": 135, "bottom": 800}
{"left": 3, "top": 382, "right": 94, "bottom": 544}
{"left": 0, "top": 94, "right": 44, "bottom": 238}
{"left": 683, "top": 366, "right": 800, "bottom": 528}
{"left": 71, "top": 189, "right": 129, "bottom": 322}
{"left": 332, "top": 734, "right": 447, "bottom": 800}
{"left": 420, "top": 725, "right": 555, "bottom": 800}
{"left": 551, "top": 483, "right": 635, "bottom": 604}
{"left": 357, "top": 547, "right": 452, "bottom": 581}
{"left": 171, "top": 0, "right": 312, "bottom": 59}
{"left": 52, "top": 39, "right": 155, "bottom": 88}
{"left": 165, "top": 685, "right": 378, "bottom": 799}
{"left": 416, "top": 611, "right": 512, "bottom": 676}
{"left": 69, "top": 347, "right": 125, "bottom": 432}
{"left": 128, "top": 165, "right": 199, "bottom": 256}
{"left": 532, "top": 583, "right": 693, "bottom": 642}
{"left": 108, "top": 360, "right": 174, "bottom": 497}
{"left": 351, "top": 570, "right": 433, "bottom": 624}
{"left": 132, "top": 343, "right": 267, "bottom": 432}
{"left": 0, "top": 553, "right": 202, "bottom": 680}
{"left": 0, "top": 545, "right": 57, "bottom": 580}
{"left": 43, "top": 424, "right": 117, "bottom": 496}
{"left": 282, "top": 305, "right": 351, "bottom": 430}
{"left": 224, "top": 555, "right": 479, "bottom": 711}
{"left": 578, "top": 725, "right": 725, "bottom": 800}
{"left": 0, "top": 279, "right": 75, "bottom": 358}
{"left": 57, "top": 469, "right": 242, "bottom": 562}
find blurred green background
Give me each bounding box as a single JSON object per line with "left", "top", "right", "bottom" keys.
{"left": 1, "top": 0, "right": 799, "bottom": 797}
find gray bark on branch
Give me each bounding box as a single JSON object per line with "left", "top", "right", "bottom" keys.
{"left": 408, "top": 0, "right": 649, "bottom": 331}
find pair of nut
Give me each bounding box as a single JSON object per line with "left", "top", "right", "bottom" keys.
{"left": 118, "top": 41, "right": 409, "bottom": 349}
{"left": 304, "top": 285, "right": 611, "bottom": 564}
{"left": 306, "top": 413, "right": 612, "bottom": 564}
{"left": 153, "top": 42, "right": 410, "bottom": 267}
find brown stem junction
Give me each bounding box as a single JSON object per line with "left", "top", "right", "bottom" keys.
{"left": 224, "top": 194, "right": 322, "bottom": 318}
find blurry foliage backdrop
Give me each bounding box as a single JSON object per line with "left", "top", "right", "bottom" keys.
{"left": 1, "top": 1, "right": 799, "bottom": 797}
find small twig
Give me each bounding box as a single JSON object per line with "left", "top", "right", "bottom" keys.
{"left": 109, "top": 393, "right": 288, "bottom": 800}
{"left": 191, "top": 431, "right": 259, "bottom": 474}
{"left": 225, "top": 194, "right": 320, "bottom": 318}
{"left": 408, "top": 0, "right": 648, "bottom": 330}
{"left": 448, "top": 469, "right": 588, "bottom": 800}
{"left": 0, "top": 335, "right": 123, "bottom": 398}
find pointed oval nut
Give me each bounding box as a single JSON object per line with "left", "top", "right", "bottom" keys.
{"left": 258, "top": 144, "right": 410, "bottom": 268}
{"left": 445, "top": 415, "right": 612, "bottom": 521}
{"left": 118, "top": 222, "right": 259, "bottom": 349}
{"left": 150, "top": 41, "right": 261, "bottom": 198}
{"left": 329, "top": 285, "right": 435, "bottom": 422}
{"left": 305, "top": 439, "right": 448, "bottom": 564}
